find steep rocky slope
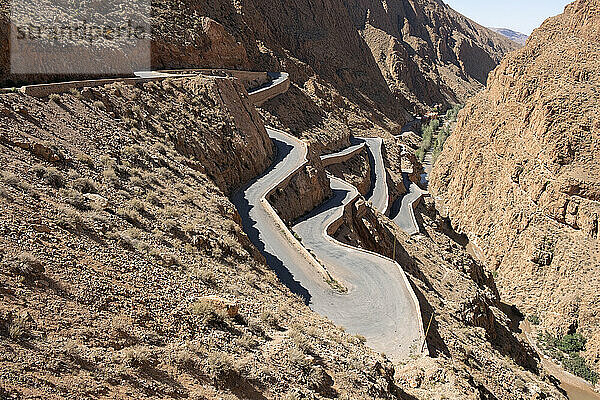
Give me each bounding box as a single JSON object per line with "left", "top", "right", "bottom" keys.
{"left": 153, "top": 0, "right": 519, "bottom": 141}
{"left": 0, "top": 77, "right": 406, "bottom": 399}
{"left": 1, "top": 0, "right": 517, "bottom": 144}
{"left": 344, "top": 0, "right": 520, "bottom": 110}
{"left": 431, "top": 0, "right": 600, "bottom": 372}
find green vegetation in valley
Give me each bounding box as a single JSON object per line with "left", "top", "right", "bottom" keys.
{"left": 416, "top": 118, "right": 438, "bottom": 162}
{"left": 537, "top": 331, "right": 598, "bottom": 384}
{"left": 432, "top": 125, "right": 450, "bottom": 161}
{"left": 416, "top": 104, "right": 463, "bottom": 162}
{"left": 444, "top": 104, "right": 463, "bottom": 121}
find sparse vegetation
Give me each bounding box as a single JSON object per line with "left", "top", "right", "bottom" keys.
{"left": 42, "top": 167, "right": 65, "bottom": 188}
{"left": 56, "top": 204, "right": 83, "bottom": 230}
{"left": 8, "top": 316, "right": 29, "bottom": 341}
{"left": 0, "top": 186, "right": 13, "bottom": 201}
{"left": 69, "top": 87, "right": 83, "bottom": 99}
{"left": 122, "top": 345, "right": 158, "bottom": 369}
{"left": 260, "top": 310, "right": 279, "bottom": 328}
{"left": 103, "top": 167, "right": 121, "bottom": 187}
{"left": 93, "top": 100, "right": 106, "bottom": 110}
{"left": 1, "top": 171, "right": 20, "bottom": 186}
{"left": 168, "top": 347, "right": 199, "bottom": 372}
{"left": 49, "top": 93, "right": 61, "bottom": 103}
{"left": 5, "top": 252, "right": 45, "bottom": 282}
{"left": 527, "top": 314, "right": 541, "bottom": 325}
{"left": 445, "top": 104, "right": 463, "bottom": 121}
{"left": 416, "top": 118, "right": 439, "bottom": 162}
{"left": 0, "top": 52, "right": 559, "bottom": 400}
{"left": 236, "top": 333, "right": 258, "bottom": 349}
{"left": 289, "top": 324, "right": 312, "bottom": 352}
{"left": 537, "top": 331, "right": 598, "bottom": 384}
{"left": 72, "top": 177, "right": 98, "bottom": 194}
{"left": 190, "top": 299, "right": 228, "bottom": 327}
{"left": 59, "top": 188, "right": 88, "bottom": 210}
{"left": 204, "top": 351, "right": 237, "bottom": 382}
{"left": 117, "top": 206, "right": 143, "bottom": 227}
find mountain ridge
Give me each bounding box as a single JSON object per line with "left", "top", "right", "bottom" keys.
{"left": 491, "top": 27, "right": 529, "bottom": 45}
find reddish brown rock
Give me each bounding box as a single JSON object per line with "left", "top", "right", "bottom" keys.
{"left": 430, "top": 0, "right": 600, "bottom": 370}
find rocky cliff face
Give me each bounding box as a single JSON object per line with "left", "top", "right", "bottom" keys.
{"left": 430, "top": 0, "right": 600, "bottom": 371}
{"left": 269, "top": 158, "right": 331, "bottom": 224}
{"left": 153, "top": 0, "right": 519, "bottom": 139}
{"left": 344, "top": 0, "right": 520, "bottom": 110}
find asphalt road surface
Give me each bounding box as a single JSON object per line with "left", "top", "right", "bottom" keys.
{"left": 233, "top": 129, "right": 424, "bottom": 360}
{"left": 389, "top": 173, "right": 425, "bottom": 236}
{"left": 356, "top": 137, "right": 389, "bottom": 214}
{"left": 293, "top": 176, "right": 424, "bottom": 359}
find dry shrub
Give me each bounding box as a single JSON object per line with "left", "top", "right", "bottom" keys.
{"left": 103, "top": 168, "right": 120, "bottom": 187}
{"left": 59, "top": 188, "right": 88, "bottom": 210}
{"left": 169, "top": 347, "right": 199, "bottom": 372}
{"left": 93, "top": 100, "right": 106, "bottom": 111}
{"left": 190, "top": 299, "right": 227, "bottom": 327}
{"left": 56, "top": 205, "right": 83, "bottom": 230}
{"left": 8, "top": 318, "right": 28, "bottom": 341}
{"left": 288, "top": 347, "right": 312, "bottom": 372}
{"left": 0, "top": 187, "right": 13, "bottom": 202}
{"left": 1, "top": 171, "right": 19, "bottom": 186}
{"left": 204, "top": 351, "right": 236, "bottom": 381}
{"left": 260, "top": 310, "right": 279, "bottom": 328}
{"left": 5, "top": 252, "right": 45, "bottom": 281}
{"left": 72, "top": 177, "right": 97, "bottom": 194}
{"left": 236, "top": 333, "right": 258, "bottom": 350}
{"left": 6, "top": 312, "right": 32, "bottom": 341}
{"left": 122, "top": 345, "right": 158, "bottom": 369}
{"left": 117, "top": 207, "right": 142, "bottom": 226}
{"left": 289, "top": 325, "right": 312, "bottom": 353}
{"left": 43, "top": 167, "right": 65, "bottom": 188}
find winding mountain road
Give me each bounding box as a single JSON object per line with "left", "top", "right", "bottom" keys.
{"left": 13, "top": 68, "right": 426, "bottom": 358}
{"left": 292, "top": 175, "right": 424, "bottom": 359}
{"left": 320, "top": 142, "right": 365, "bottom": 167}
{"left": 359, "top": 139, "right": 423, "bottom": 236}
{"left": 122, "top": 70, "right": 427, "bottom": 360}
{"left": 232, "top": 129, "right": 424, "bottom": 360}
{"left": 389, "top": 173, "right": 425, "bottom": 236}
{"left": 232, "top": 128, "right": 334, "bottom": 301}
{"left": 357, "top": 137, "right": 389, "bottom": 214}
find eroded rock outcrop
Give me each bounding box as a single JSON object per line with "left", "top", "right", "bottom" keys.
{"left": 325, "top": 148, "right": 372, "bottom": 197}
{"left": 430, "top": 0, "right": 600, "bottom": 370}
{"left": 269, "top": 160, "right": 331, "bottom": 224}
